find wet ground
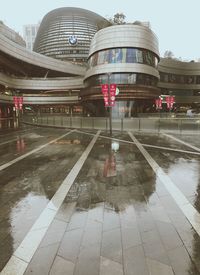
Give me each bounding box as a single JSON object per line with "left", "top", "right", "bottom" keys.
{"left": 1, "top": 125, "right": 200, "bottom": 274}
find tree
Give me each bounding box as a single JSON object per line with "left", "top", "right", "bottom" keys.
{"left": 164, "top": 50, "right": 174, "bottom": 59}
{"left": 113, "top": 13, "right": 126, "bottom": 24}
{"left": 107, "top": 12, "right": 126, "bottom": 25}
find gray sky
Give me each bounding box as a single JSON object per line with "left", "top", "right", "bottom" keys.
{"left": 1, "top": 0, "right": 199, "bottom": 60}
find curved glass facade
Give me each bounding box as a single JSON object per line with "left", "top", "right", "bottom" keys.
{"left": 88, "top": 48, "right": 159, "bottom": 68}
{"left": 85, "top": 73, "right": 158, "bottom": 87}
{"left": 83, "top": 24, "right": 160, "bottom": 115}
{"left": 34, "top": 7, "right": 109, "bottom": 64}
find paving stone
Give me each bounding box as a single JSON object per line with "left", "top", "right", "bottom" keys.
{"left": 57, "top": 228, "right": 83, "bottom": 263}
{"left": 159, "top": 195, "right": 185, "bottom": 214}
{"left": 141, "top": 228, "right": 162, "bottom": 245}
{"left": 136, "top": 210, "right": 156, "bottom": 233}
{"left": 66, "top": 210, "right": 88, "bottom": 231}
{"left": 167, "top": 245, "right": 200, "bottom": 275}
{"left": 103, "top": 209, "right": 120, "bottom": 231}
{"left": 49, "top": 256, "right": 74, "bottom": 275}
{"left": 150, "top": 206, "right": 172, "bottom": 223}
{"left": 81, "top": 223, "right": 102, "bottom": 247}
{"left": 24, "top": 243, "right": 59, "bottom": 275}
{"left": 143, "top": 241, "right": 170, "bottom": 266}
{"left": 121, "top": 227, "right": 142, "bottom": 249}
{"left": 119, "top": 205, "right": 137, "bottom": 229}
{"left": 86, "top": 203, "right": 104, "bottom": 225}
{"left": 123, "top": 245, "right": 149, "bottom": 275}
{"left": 101, "top": 228, "right": 123, "bottom": 264}
{"left": 73, "top": 244, "right": 100, "bottom": 275}
{"left": 100, "top": 256, "right": 123, "bottom": 275}
{"left": 39, "top": 218, "right": 67, "bottom": 248}
{"left": 55, "top": 202, "right": 76, "bottom": 222}
{"left": 155, "top": 220, "right": 183, "bottom": 251}
{"left": 146, "top": 257, "right": 174, "bottom": 275}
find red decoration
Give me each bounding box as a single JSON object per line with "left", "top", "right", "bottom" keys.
{"left": 166, "top": 96, "right": 174, "bottom": 109}
{"left": 155, "top": 98, "right": 162, "bottom": 109}
{"left": 13, "top": 96, "right": 24, "bottom": 110}
{"left": 101, "top": 84, "right": 117, "bottom": 107}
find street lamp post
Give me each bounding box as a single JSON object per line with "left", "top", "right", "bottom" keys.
{"left": 107, "top": 73, "right": 112, "bottom": 136}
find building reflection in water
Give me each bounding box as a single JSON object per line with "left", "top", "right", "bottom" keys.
{"left": 0, "top": 118, "right": 20, "bottom": 130}
{"left": 0, "top": 172, "right": 50, "bottom": 272}
{"left": 16, "top": 138, "right": 25, "bottom": 153}
{"left": 65, "top": 138, "right": 156, "bottom": 212}
{"left": 103, "top": 153, "right": 116, "bottom": 178}
{"left": 103, "top": 142, "right": 120, "bottom": 177}
{"left": 55, "top": 139, "right": 81, "bottom": 145}
{"left": 0, "top": 131, "right": 92, "bottom": 272}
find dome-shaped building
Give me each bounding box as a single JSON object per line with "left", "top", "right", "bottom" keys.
{"left": 33, "top": 7, "right": 109, "bottom": 64}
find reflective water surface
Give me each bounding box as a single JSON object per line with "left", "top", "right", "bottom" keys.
{"left": 1, "top": 129, "right": 200, "bottom": 274}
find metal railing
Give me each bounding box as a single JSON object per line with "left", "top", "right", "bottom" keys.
{"left": 22, "top": 114, "right": 200, "bottom": 134}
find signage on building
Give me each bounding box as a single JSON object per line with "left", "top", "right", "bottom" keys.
{"left": 18, "top": 97, "right": 24, "bottom": 110}
{"left": 13, "top": 96, "right": 18, "bottom": 109}
{"left": 101, "top": 84, "right": 109, "bottom": 107}
{"left": 155, "top": 98, "right": 162, "bottom": 109}
{"left": 13, "top": 96, "right": 24, "bottom": 110}
{"left": 68, "top": 35, "right": 78, "bottom": 45}
{"left": 101, "top": 84, "right": 117, "bottom": 107}
{"left": 166, "top": 96, "right": 175, "bottom": 109}
{"left": 109, "top": 84, "right": 117, "bottom": 107}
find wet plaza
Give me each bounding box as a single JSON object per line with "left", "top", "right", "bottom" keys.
{"left": 1, "top": 122, "right": 200, "bottom": 274}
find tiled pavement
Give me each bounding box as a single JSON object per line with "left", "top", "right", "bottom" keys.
{"left": 24, "top": 192, "right": 200, "bottom": 275}
{"left": 1, "top": 129, "right": 200, "bottom": 274}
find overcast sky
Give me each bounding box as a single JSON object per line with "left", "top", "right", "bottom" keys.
{"left": 1, "top": 0, "right": 199, "bottom": 60}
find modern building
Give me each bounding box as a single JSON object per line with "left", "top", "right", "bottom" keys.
{"left": 23, "top": 23, "right": 40, "bottom": 51}
{"left": 1, "top": 7, "right": 200, "bottom": 118}
{"left": 158, "top": 58, "right": 200, "bottom": 110}
{"left": 33, "top": 7, "right": 109, "bottom": 64}
{"left": 0, "top": 21, "right": 25, "bottom": 47}
{"left": 83, "top": 23, "right": 160, "bottom": 116}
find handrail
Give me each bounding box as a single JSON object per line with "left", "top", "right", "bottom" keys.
{"left": 22, "top": 114, "right": 200, "bottom": 134}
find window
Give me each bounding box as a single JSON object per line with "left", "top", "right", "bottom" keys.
{"left": 126, "top": 48, "right": 136, "bottom": 63}
{"left": 88, "top": 48, "right": 157, "bottom": 68}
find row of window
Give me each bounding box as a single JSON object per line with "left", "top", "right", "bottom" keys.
{"left": 85, "top": 73, "right": 158, "bottom": 87}
{"left": 88, "top": 48, "right": 158, "bottom": 68}
{"left": 38, "top": 46, "right": 88, "bottom": 54}
{"left": 159, "top": 72, "right": 200, "bottom": 84}
{"left": 39, "top": 32, "right": 93, "bottom": 41}
{"left": 37, "top": 46, "right": 89, "bottom": 54}
{"left": 42, "top": 23, "right": 96, "bottom": 31}
{"left": 43, "top": 49, "right": 88, "bottom": 55}
{"left": 36, "top": 41, "right": 90, "bottom": 49}
{"left": 38, "top": 37, "right": 91, "bottom": 45}
{"left": 43, "top": 27, "right": 96, "bottom": 34}
{"left": 37, "top": 37, "right": 92, "bottom": 48}
{"left": 161, "top": 89, "right": 200, "bottom": 96}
